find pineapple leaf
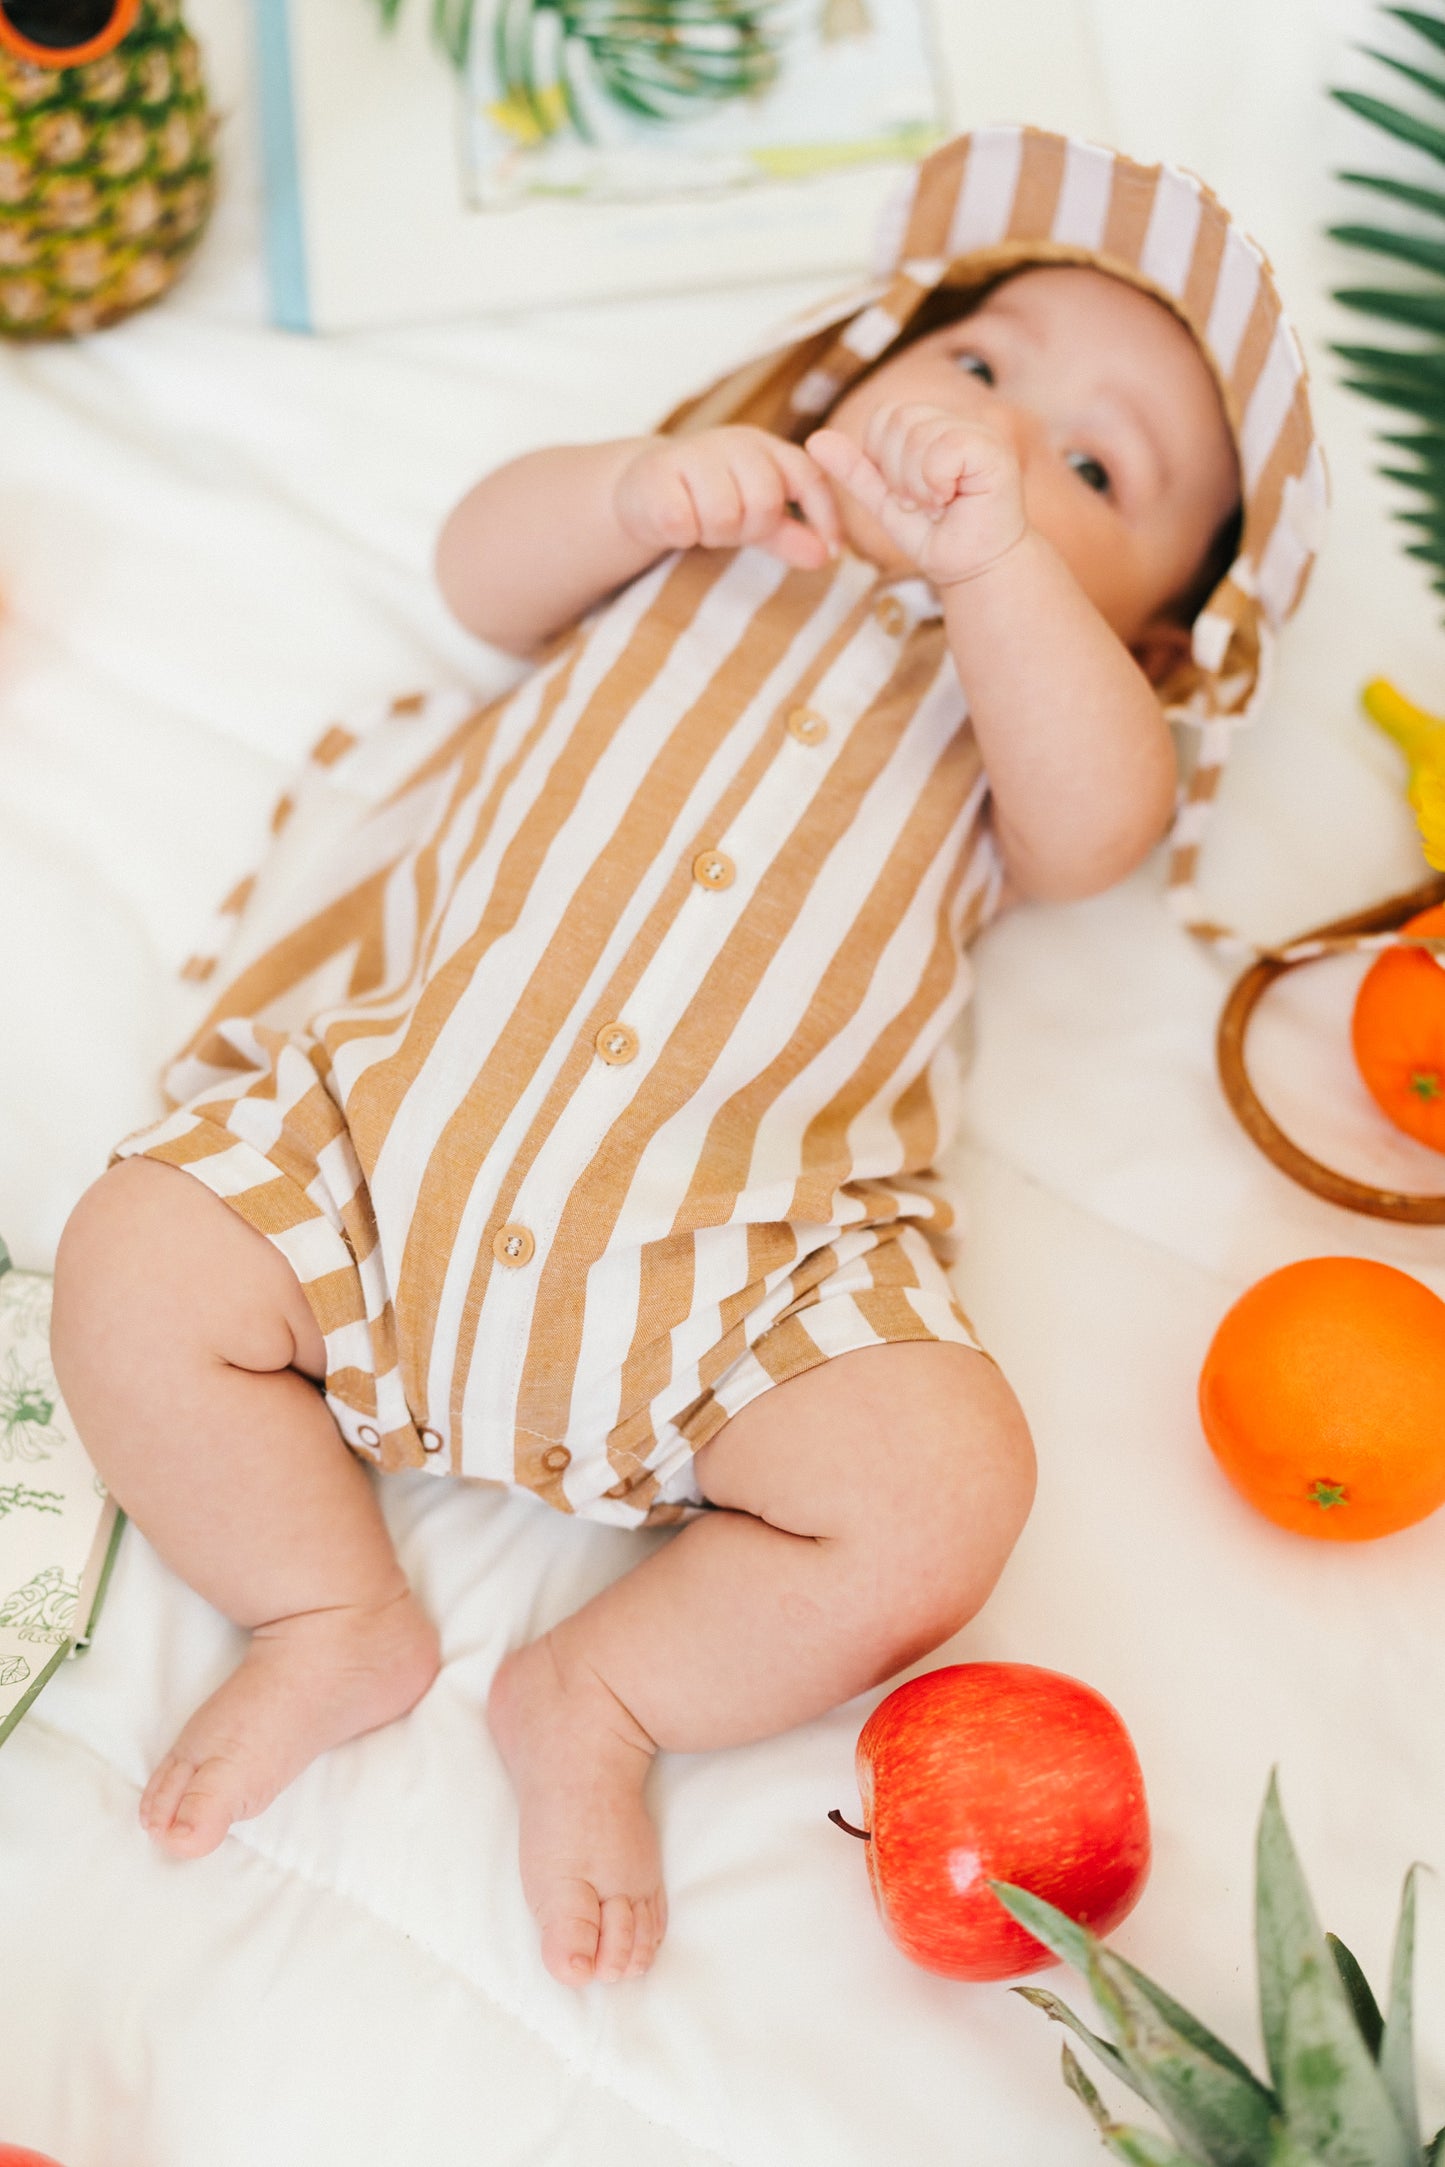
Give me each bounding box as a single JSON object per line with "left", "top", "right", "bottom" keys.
{"left": 1427, "top": 2124, "right": 1445, "bottom": 2165}
{"left": 1060, "top": 2047, "right": 1203, "bottom": 2167}
{"left": 1377, "top": 1867, "right": 1422, "bottom": 2153}
{"left": 1279, "top": 1951, "right": 1415, "bottom": 2167}
{"left": 1090, "top": 1946, "right": 1279, "bottom": 2167}
{"left": 1332, "top": 86, "right": 1445, "bottom": 164}
{"left": 1325, "top": 1936, "right": 1384, "bottom": 2055}
{"left": 1107, "top": 1953, "right": 1271, "bottom": 2091}
{"left": 989, "top": 1879, "right": 1099, "bottom": 1976}
{"left": 1256, "top": 1773, "right": 1338, "bottom": 2093}
{"left": 1386, "top": 6, "right": 1445, "bottom": 57}
{"left": 1327, "top": 223, "right": 1445, "bottom": 277}
{"left": 997, "top": 1879, "right": 1274, "bottom": 2090}
{"left": 1013, "top": 1986, "right": 1142, "bottom": 2097}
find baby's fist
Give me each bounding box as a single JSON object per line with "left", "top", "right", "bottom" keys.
{"left": 615, "top": 427, "right": 840, "bottom": 571}
{"left": 807, "top": 405, "right": 1027, "bottom": 588}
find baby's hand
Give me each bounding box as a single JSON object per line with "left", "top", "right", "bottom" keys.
{"left": 615, "top": 426, "right": 841, "bottom": 571}
{"left": 806, "top": 406, "right": 1028, "bottom": 589}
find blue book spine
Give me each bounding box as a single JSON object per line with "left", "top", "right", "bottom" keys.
{"left": 251, "top": 0, "right": 313, "bottom": 332}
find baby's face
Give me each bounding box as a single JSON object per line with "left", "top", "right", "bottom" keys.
{"left": 823, "top": 265, "right": 1240, "bottom": 651}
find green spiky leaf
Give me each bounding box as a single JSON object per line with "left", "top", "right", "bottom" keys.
{"left": 1013, "top": 1985, "right": 1141, "bottom": 2096}
{"left": 1278, "top": 1950, "right": 1415, "bottom": 2166}
{"left": 996, "top": 1878, "right": 1275, "bottom": 2091}
{"left": 1360, "top": 45, "right": 1445, "bottom": 107}
{"left": 1378, "top": 1867, "right": 1422, "bottom": 2152}
{"left": 1336, "top": 284, "right": 1445, "bottom": 331}
{"left": 1386, "top": 5, "right": 1445, "bottom": 56}
{"left": 1256, "top": 1773, "right": 1338, "bottom": 2092}
{"left": 1059, "top": 2047, "right": 1202, "bottom": 2167}
{"left": 1088, "top": 1946, "right": 1279, "bottom": 2167}
{"left": 1328, "top": 222, "right": 1445, "bottom": 276}
{"left": 989, "top": 1879, "right": 1099, "bottom": 1975}
{"left": 1333, "top": 86, "right": 1445, "bottom": 164}
{"left": 1325, "top": 1935, "right": 1384, "bottom": 2056}
{"left": 1427, "top": 2123, "right": 1445, "bottom": 2165}
{"left": 1333, "top": 342, "right": 1445, "bottom": 377}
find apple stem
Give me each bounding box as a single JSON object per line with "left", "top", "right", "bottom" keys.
{"left": 828, "top": 1809, "right": 870, "bottom": 1841}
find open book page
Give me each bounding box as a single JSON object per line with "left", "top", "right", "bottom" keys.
{"left": 0, "top": 1246, "right": 123, "bottom": 1748}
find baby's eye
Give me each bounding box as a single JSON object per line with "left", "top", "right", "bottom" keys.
{"left": 953, "top": 351, "right": 994, "bottom": 385}
{"left": 1065, "top": 449, "right": 1111, "bottom": 495}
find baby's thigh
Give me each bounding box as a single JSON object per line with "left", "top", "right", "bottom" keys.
{"left": 53, "top": 1157, "right": 326, "bottom": 1387}
{"left": 694, "top": 1340, "right": 1035, "bottom": 1591}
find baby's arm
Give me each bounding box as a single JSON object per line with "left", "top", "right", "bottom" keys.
{"left": 436, "top": 428, "right": 840, "bottom": 658}
{"left": 807, "top": 411, "right": 1177, "bottom": 904}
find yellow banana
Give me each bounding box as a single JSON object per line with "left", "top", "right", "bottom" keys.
{"left": 1361, "top": 676, "right": 1445, "bottom": 871}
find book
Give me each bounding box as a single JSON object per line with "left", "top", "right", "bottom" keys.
{"left": 0, "top": 1239, "right": 124, "bottom": 1749}
{"left": 250, "top": 0, "right": 1108, "bottom": 331}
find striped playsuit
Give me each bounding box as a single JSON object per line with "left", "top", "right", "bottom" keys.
{"left": 117, "top": 542, "right": 1002, "bottom": 1527}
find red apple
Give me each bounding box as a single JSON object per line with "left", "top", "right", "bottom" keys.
{"left": 833, "top": 1661, "right": 1151, "bottom": 1980}
{"left": 0, "top": 2149, "right": 67, "bottom": 2166}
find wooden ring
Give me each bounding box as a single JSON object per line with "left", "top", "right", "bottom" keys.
{"left": 1216, "top": 873, "right": 1445, "bottom": 1223}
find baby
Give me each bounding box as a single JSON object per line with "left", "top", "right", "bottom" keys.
{"left": 49, "top": 129, "right": 1316, "bottom": 1989}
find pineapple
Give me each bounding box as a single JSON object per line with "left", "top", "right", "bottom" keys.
{"left": 0, "top": 0, "right": 214, "bottom": 340}
{"left": 993, "top": 1776, "right": 1442, "bottom": 2165}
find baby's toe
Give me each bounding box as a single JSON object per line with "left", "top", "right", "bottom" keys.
{"left": 594, "top": 1894, "right": 638, "bottom": 1983}
{"left": 539, "top": 1878, "right": 603, "bottom": 1986}
{"left": 624, "top": 1894, "right": 665, "bottom": 1979}
{"left": 157, "top": 1757, "right": 242, "bottom": 1859}
{"left": 139, "top": 1753, "right": 193, "bottom": 1837}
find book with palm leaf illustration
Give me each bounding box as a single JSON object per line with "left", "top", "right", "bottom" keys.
{"left": 0, "top": 1239, "right": 123, "bottom": 1749}
{"left": 251, "top": 0, "right": 1105, "bottom": 328}
{"left": 459, "top": 0, "right": 942, "bottom": 207}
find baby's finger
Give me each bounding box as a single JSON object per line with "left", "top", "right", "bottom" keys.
{"left": 804, "top": 428, "right": 893, "bottom": 524}
{"left": 730, "top": 441, "right": 793, "bottom": 546}
{"left": 681, "top": 454, "right": 746, "bottom": 548}
{"left": 771, "top": 438, "right": 842, "bottom": 555}
{"left": 866, "top": 405, "right": 949, "bottom": 509}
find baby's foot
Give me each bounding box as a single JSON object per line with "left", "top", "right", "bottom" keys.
{"left": 488, "top": 1636, "right": 665, "bottom": 1986}
{"left": 140, "top": 1588, "right": 440, "bottom": 1859}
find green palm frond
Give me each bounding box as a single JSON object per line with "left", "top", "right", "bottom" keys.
{"left": 1333, "top": 0, "right": 1445, "bottom": 606}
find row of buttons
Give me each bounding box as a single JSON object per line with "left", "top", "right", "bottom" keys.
{"left": 489, "top": 696, "right": 844, "bottom": 1270}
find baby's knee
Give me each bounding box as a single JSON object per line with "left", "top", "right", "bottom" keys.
{"left": 856, "top": 1363, "right": 1036, "bottom": 1660}
{"left": 53, "top": 1160, "right": 181, "bottom": 1388}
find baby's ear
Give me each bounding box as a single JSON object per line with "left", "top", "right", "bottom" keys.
{"left": 1131, "top": 616, "right": 1193, "bottom": 688}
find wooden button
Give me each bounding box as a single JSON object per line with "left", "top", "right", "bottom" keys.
{"left": 873, "top": 595, "right": 907, "bottom": 637}
{"left": 595, "top": 1021, "right": 638, "bottom": 1065}
{"left": 692, "top": 849, "right": 736, "bottom": 890}
{"left": 786, "top": 707, "right": 828, "bottom": 745}
{"left": 542, "top": 1445, "right": 572, "bottom": 1473}
{"left": 492, "top": 1222, "right": 535, "bottom": 1267}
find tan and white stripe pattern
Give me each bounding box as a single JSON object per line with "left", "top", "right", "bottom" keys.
{"left": 119, "top": 544, "right": 998, "bottom": 1526}
{"left": 663, "top": 124, "right": 1329, "bottom": 963}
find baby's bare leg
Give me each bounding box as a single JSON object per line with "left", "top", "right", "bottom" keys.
{"left": 50, "top": 1158, "right": 439, "bottom": 1857}
{"left": 488, "top": 1341, "right": 1034, "bottom": 1986}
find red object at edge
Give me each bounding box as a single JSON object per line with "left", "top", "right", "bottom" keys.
{"left": 842, "top": 1661, "right": 1151, "bottom": 1982}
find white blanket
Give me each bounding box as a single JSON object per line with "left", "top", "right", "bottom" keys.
{"left": 4, "top": 4, "right": 1445, "bottom": 2160}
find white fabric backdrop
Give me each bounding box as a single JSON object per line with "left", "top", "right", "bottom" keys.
{"left": 3, "top": 2, "right": 1445, "bottom": 2161}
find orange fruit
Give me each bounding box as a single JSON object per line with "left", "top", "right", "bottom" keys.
{"left": 1351, "top": 903, "right": 1445, "bottom": 1154}
{"left": 1198, "top": 1257, "right": 1445, "bottom": 1540}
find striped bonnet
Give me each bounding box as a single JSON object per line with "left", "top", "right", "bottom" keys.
{"left": 663, "top": 124, "right": 1328, "bottom": 961}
